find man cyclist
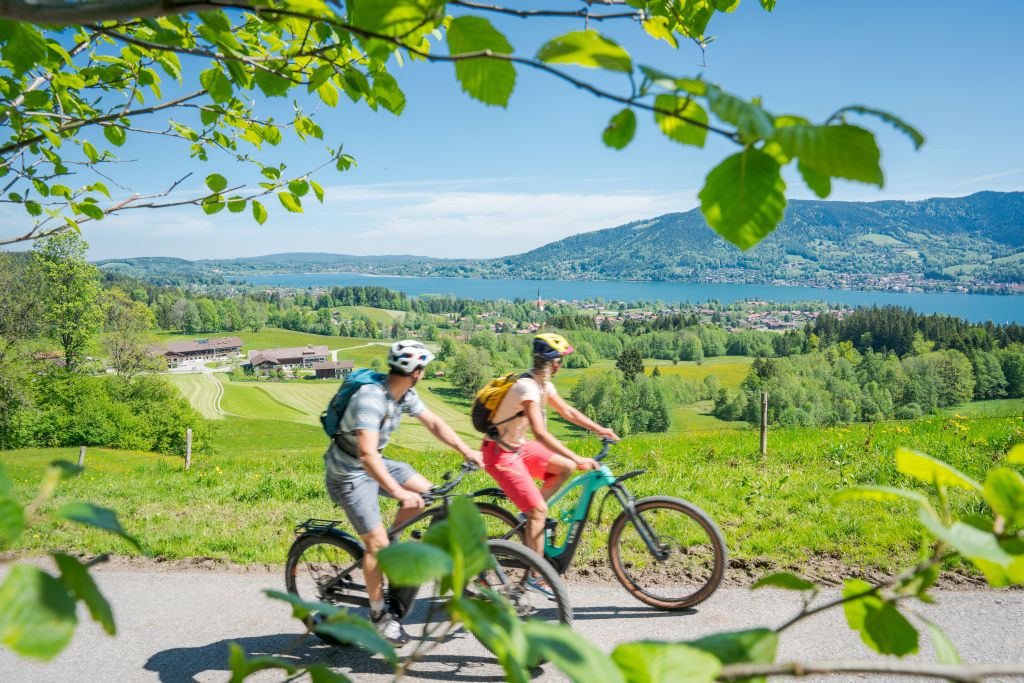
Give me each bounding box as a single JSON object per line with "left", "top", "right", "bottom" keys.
{"left": 482, "top": 333, "right": 619, "bottom": 595}
{"left": 325, "top": 339, "right": 483, "bottom": 645}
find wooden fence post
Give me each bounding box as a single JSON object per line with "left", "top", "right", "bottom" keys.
{"left": 78, "top": 445, "right": 86, "bottom": 467}
{"left": 185, "top": 428, "right": 192, "bottom": 470}
{"left": 760, "top": 392, "right": 768, "bottom": 457}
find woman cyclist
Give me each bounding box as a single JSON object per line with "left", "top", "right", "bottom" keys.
{"left": 483, "top": 333, "right": 619, "bottom": 595}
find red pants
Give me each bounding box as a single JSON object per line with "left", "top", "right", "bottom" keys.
{"left": 482, "top": 440, "right": 555, "bottom": 513}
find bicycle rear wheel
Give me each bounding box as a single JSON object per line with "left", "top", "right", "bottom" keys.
{"left": 475, "top": 539, "right": 573, "bottom": 627}
{"left": 285, "top": 532, "right": 367, "bottom": 608}
{"left": 608, "top": 496, "right": 726, "bottom": 610}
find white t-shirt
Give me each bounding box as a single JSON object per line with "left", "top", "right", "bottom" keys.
{"left": 491, "top": 375, "right": 558, "bottom": 449}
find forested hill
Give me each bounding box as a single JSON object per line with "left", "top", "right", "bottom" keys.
{"left": 96, "top": 191, "right": 1024, "bottom": 291}
{"left": 426, "top": 191, "right": 1024, "bottom": 290}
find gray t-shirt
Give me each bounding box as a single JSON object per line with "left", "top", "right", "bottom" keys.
{"left": 324, "top": 382, "right": 426, "bottom": 478}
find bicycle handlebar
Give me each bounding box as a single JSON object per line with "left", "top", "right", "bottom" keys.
{"left": 421, "top": 461, "right": 478, "bottom": 503}
{"left": 595, "top": 437, "right": 618, "bottom": 462}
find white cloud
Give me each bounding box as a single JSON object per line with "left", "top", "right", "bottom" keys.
{"left": 4, "top": 180, "right": 697, "bottom": 260}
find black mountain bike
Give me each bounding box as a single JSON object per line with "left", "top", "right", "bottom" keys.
{"left": 483, "top": 439, "right": 727, "bottom": 610}
{"left": 285, "top": 463, "right": 573, "bottom": 633}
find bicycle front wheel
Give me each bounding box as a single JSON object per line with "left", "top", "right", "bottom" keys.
{"left": 608, "top": 496, "right": 726, "bottom": 610}
{"left": 476, "top": 539, "right": 573, "bottom": 627}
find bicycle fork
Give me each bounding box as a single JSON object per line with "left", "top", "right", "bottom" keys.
{"left": 608, "top": 486, "right": 670, "bottom": 562}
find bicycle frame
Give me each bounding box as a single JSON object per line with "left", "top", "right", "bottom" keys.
{"left": 491, "top": 441, "right": 670, "bottom": 575}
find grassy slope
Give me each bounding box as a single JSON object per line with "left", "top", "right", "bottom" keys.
{"left": 164, "top": 374, "right": 223, "bottom": 420}
{"left": 6, "top": 414, "right": 1022, "bottom": 574}
{"left": 332, "top": 306, "right": 406, "bottom": 324}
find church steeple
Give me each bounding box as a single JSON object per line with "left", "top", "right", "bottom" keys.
{"left": 536, "top": 288, "right": 545, "bottom": 312}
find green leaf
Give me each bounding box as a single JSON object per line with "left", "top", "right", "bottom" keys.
{"left": 642, "top": 17, "right": 678, "bottom": 49}
{"left": 686, "top": 629, "right": 778, "bottom": 683}
{"left": 612, "top": 641, "right": 721, "bottom": 683}
{"left": 200, "top": 67, "right": 234, "bottom": 103}
{"left": 55, "top": 502, "right": 141, "bottom": 550}
{"left": 1008, "top": 444, "right": 1024, "bottom": 465}
{"left": 654, "top": 95, "right": 709, "bottom": 148}
{"left": 922, "top": 618, "right": 961, "bottom": 665}
{"left": 984, "top": 468, "right": 1024, "bottom": 528}
{"left": 251, "top": 200, "right": 268, "bottom": 225}
{"left": 82, "top": 141, "right": 100, "bottom": 163}
{"left": 0, "top": 496, "right": 25, "bottom": 546}
{"left": 895, "top": 448, "right": 981, "bottom": 491}
{"left": 377, "top": 541, "right": 452, "bottom": 586}
{"left": 842, "top": 579, "right": 918, "bottom": 657}
{"left": 830, "top": 105, "right": 924, "bottom": 149}
{"left": 336, "top": 154, "right": 357, "bottom": 171}
{"left": 750, "top": 571, "right": 814, "bottom": 591}
{"left": 288, "top": 180, "right": 309, "bottom": 198}
{"left": 706, "top": 85, "right": 773, "bottom": 140}
{"left": 254, "top": 68, "right": 292, "bottom": 98}
{"left": 371, "top": 72, "right": 406, "bottom": 115}
{"left": 536, "top": 30, "right": 632, "bottom": 73}
{"left": 313, "top": 611, "right": 398, "bottom": 665}
{"left": 263, "top": 589, "right": 339, "bottom": 621}
{"left": 447, "top": 16, "right": 516, "bottom": 107}
{"left": 206, "top": 173, "right": 228, "bottom": 193}
{"left": 832, "top": 485, "right": 932, "bottom": 508}
{"left": 227, "top": 197, "right": 247, "bottom": 213}
{"left": 525, "top": 621, "right": 623, "bottom": 683}
{"left": 449, "top": 594, "right": 529, "bottom": 679}
{"left": 449, "top": 497, "right": 494, "bottom": 582}
{"left": 699, "top": 148, "right": 786, "bottom": 250}
{"left": 798, "top": 160, "right": 831, "bottom": 198}
{"left": 317, "top": 81, "right": 339, "bottom": 107}
{"left": 0, "top": 565, "right": 77, "bottom": 661}
{"left": 227, "top": 642, "right": 295, "bottom": 683}
{"left": 310, "top": 180, "right": 325, "bottom": 203}
{"left": 202, "top": 197, "right": 225, "bottom": 215}
{"left": 306, "top": 665, "right": 354, "bottom": 683}
{"left": 277, "top": 192, "right": 302, "bottom": 213}
{"left": 603, "top": 109, "right": 636, "bottom": 150}
{"left": 103, "top": 125, "right": 126, "bottom": 147}
{"left": 53, "top": 553, "right": 114, "bottom": 635}
{"left": 916, "top": 508, "right": 1023, "bottom": 585}
{"left": 772, "top": 124, "right": 883, "bottom": 186}
{"left": 77, "top": 203, "right": 105, "bottom": 221}
{"left": 0, "top": 21, "right": 47, "bottom": 77}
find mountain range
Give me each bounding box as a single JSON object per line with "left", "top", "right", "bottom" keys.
{"left": 97, "top": 191, "right": 1024, "bottom": 293}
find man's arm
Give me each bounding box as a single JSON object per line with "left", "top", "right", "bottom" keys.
{"left": 415, "top": 408, "right": 483, "bottom": 467}
{"left": 548, "top": 391, "right": 620, "bottom": 441}
{"left": 357, "top": 429, "right": 423, "bottom": 507}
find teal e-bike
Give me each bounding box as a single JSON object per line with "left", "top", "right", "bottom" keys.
{"left": 484, "top": 439, "right": 727, "bottom": 610}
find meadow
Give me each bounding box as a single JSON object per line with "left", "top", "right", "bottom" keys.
{"left": 5, "top": 411, "right": 1022, "bottom": 581}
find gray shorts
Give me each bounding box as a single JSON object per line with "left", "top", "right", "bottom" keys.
{"left": 326, "top": 457, "right": 417, "bottom": 535}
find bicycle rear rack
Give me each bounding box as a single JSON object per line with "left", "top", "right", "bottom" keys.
{"left": 294, "top": 518, "right": 343, "bottom": 534}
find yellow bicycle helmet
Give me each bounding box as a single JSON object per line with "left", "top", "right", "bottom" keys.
{"left": 533, "top": 333, "right": 574, "bottom": 360}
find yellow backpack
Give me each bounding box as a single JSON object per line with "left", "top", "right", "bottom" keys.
{"left": 470, "top": 372, "right": 532, "bottom": 436}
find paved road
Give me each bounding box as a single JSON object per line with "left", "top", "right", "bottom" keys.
{"left": 3, "top": 568, "right": 1023, "bottom": 682}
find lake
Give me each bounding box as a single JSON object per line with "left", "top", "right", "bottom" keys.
{"left": 241, "top": 273, "right": 1024, "bottom": 324}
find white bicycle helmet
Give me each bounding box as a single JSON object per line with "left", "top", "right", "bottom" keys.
{"left": 387, "top": 339, "right": 435, "bottom": 374}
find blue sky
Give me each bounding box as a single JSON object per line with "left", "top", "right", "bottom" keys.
{"left": 5, "top": 0, "right": 1024, "bottom": 260}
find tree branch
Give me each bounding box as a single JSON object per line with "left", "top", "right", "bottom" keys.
{"left": 0, "top": 90, "right": 207, "bottom": 161}
{"left": 449, "top": 0, "right": 642, "bottom": 22}
{"left": 718, "top": 660, "right": 1024, "bottom": 682}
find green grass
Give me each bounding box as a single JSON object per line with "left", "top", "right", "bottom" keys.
{"left": 332, "top": 306, "right": 405, "bottom": 324}
{"left": 6, "top": 414, "right": 1022, "bottom": 576}
{"left": 649, "top": 356, "right": 754, "bottom": 389}
{"left": 943, "top": 398, "right": 1024, "bottom": 418}
{"left": 858, "top": 233, "right": 906, "bottom": 247}
{"left": 164, "top": 374, "right": 223, "bottom": 420}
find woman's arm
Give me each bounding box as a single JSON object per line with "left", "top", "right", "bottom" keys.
{"left": 523, "top": 400, "right": 596, "bottom": 468}
{"left": 548, "top": 391, "right": 620, "bottom": 441}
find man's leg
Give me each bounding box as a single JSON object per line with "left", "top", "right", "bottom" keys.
{"left": 360, "top": 524, "right": 391, "bottom": 607}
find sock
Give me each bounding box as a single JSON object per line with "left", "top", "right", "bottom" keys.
{"left": 370, "top": 599, "right": 385, "bottom": 617}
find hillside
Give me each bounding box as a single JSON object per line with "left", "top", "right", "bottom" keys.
{"left": 95, "top": 191, "right": 1024, "bottom": 292}
{"left": 427, "top": 191, "right": 1024, "bottom": 289}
